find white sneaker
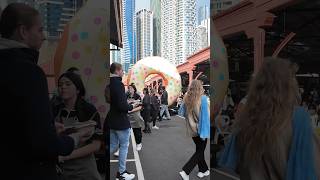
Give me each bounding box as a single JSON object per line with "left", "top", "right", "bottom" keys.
{"left": 116, "top": 171, "right": 135, "bottom": 180}
{"left": 113, "top": 150, "right": 119, "bottom": 157}
{"left": 152, "top": 126, "right": 159, "bottom": 129}
{"left": 136, "top": 143, "right": 142, "bottom": 151}
{"left": 179, "top": 171, "right": 189, "bottom": 180}
{"left": 197, "top": 170, "right": 210, "bottom": 178}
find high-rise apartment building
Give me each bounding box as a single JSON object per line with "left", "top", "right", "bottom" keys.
{"left": 161, "top": 0, "right": 177, "bottom": 65}
{"left": 161, "top": 0, "right": 196, "bottom": 66}
{"left": 196, "top": 25, "right": 208, "bottom": 52}
{"left": 201, "top": 18, "right": 210, "bottom": 45}
{"left": 150, "top": 0, "right": 161, "bottom": 56}
{"left": 136, "top": 9, "right": 153, "bottom": 61}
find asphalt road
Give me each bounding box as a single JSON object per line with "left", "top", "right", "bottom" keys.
{"left": 110, "top": 115, "right": 211, "bottom": 180}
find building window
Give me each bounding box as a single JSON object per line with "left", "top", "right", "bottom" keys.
{"left": 223, "top": 1, "right": 232, "bottom": 6}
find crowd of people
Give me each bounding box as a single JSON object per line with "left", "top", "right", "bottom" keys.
{"left": 106, "top": 62, "right": 211, "bottom": 180}
{"left": 106, "top": 62, "right": 176, "bottom": 179}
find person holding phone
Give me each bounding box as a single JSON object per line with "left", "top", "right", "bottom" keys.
{"left": 127, "top": 84, "right": 144, "bottom": 151}
{"left": 105, "top": 63, "right": 138, "bottom": 180}
{"left": 52, "top": 72, "right": 103, "bottom": 180}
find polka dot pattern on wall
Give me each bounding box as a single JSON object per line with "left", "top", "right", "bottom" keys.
{"left": 221, "top": 47, "right": 226, "bottom": 54}
{"left": 84, "top": 67, "right": 92, "bottom": 76}
{"left": 71, "top": 33, "right": 79, "bottom": 42}
{"left": 212, "top": 23, "right": 229, "bottom": 116}
{"left": 219, "top": 73, "right": 225, "bottom": 81}
{"left": 213, "top": 60, "right": 219, "bottom": 68}
{"left": 72, "top": 51, "right": 80, "bottom": 60}
{"left": 56, "top": 0, "right": 109, "bottom": 119}
{"left": 94, "top": 16, "right": 102, "bottom": 25}
{"left": 80, "top": 32, "right": 89, "bottom": 40}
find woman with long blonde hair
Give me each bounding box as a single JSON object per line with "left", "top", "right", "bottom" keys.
{"left": 219, "top": 58, "right": 320, "bottom": 180}
{"left": 178, "top": 80, "right": 210, "bottom": 180}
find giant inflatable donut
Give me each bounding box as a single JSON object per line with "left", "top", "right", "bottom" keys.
{"left": 128, "top": 56, "right": 182, "bottom": 106}
{"left": 211, "top": 19, "right": 229, "bottom": 117}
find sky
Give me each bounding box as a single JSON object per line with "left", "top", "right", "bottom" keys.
{"left": 135, "top": 0, "right": 210, "bottom": 13}
{"left": 135, "top": 0, "right": 150, "bottom": 12}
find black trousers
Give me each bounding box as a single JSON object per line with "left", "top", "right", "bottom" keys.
{"left": 132, "top": 128, "right": 142, "bottom": 144}
{"left": 142, "top": 110, "right": 151, "bottom": 131}
{"left": 151, "top": 109, "right": 159, "bottom": 126}
{"left": 182, "top": 136, "right": 209, "bottom": 174}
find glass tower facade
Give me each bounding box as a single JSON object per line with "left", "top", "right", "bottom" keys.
{"left": 150, "top": 0, "right": 161, "bottom": 56}
{"left": 37, "top": 0, "right": 84, "bottom": 39}
{"left": 122, "top": 0, "right": 136, "bottom": 73}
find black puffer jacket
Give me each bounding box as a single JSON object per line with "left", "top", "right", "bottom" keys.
{"left": 0, "top": 38, "right": 74, "bottom": 180}
{"left": 151, "top": 95, "right": 160, "bottom": 111}
{"left": 161, "top": 90, "right": 169, "bottom": 105}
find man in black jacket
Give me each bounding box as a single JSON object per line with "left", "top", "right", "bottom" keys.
{"left": 160, "top": 86, "right": 171, "bottom": 120}
{"left": 0, "top": 3, "right": 89, "bottom": 180}
{"left": 106, "top": 63, "right": 138, "bottom": 180}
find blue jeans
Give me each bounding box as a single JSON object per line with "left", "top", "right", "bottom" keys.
{"left": 160, "top": 104, "right": 171, "bottom": 119}
{"left": 110, "top": 128, "right": 131, "bottom": 173}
